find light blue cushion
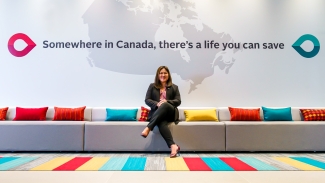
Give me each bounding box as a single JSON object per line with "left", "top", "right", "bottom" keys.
{"left": 262, "top": 106, "right": 292, "bottom": 121}
{"left": 106, "top": 108, "right": 138, "bottom": 121}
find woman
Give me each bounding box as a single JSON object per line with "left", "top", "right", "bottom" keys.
{"left": 141, "top": 66, "right": 181, "bottom": 158}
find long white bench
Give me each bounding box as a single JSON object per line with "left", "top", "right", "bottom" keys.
{"left": 1, "top": 107, "right": 325, "bottom": 152}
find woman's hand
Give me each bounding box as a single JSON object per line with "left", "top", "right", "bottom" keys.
{"left": 157, "top": 99, "right": 167, "bottom": 107}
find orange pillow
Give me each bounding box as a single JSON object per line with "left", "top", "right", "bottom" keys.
{"left": 0, "top": 107, "right": 9, "bottom": 120}
{"left": 300, "top": 109, "right": 325, "bottom": 121}
{"left": 138, "top": 106, "right": 150, "bottom": 121}
{"left": 53, "top": 106, "right": 86, "bottom": 121}
{"left": 229, "top": 107, "right": 261, "bottom": 121}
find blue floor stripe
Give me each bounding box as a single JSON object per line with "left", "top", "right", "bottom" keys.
{"left": 201, "top": 157, "right": 234, "bottom": 171}
{"left": 99, "top": 157, "right": 128, "bottom": 171}
{"left": 238, "top": 157, "right": 279, "bottom": 171}
{"left": 122, "top": 157, "right": 146, "bottom": 171}
{"left": 292, "top": 157, "right": 325, "bottom": 170}
{"left": 0, "top": 157, "right": 37, "bottom": 170}
{"left": 0, "top": 157, "right": 20, "bottom": 165}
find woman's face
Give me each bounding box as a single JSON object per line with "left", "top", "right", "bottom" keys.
{"left": 159, "top": 68, "right": 169, "bottom": 84}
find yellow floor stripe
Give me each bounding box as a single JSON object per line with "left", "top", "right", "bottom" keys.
{"left": 31, "top": 157, "right": 74, "bottom": 171}
{"left": 76, "top": 157, "right": 110, "bottom": 171}
{"left": 274, "top": 157, "right": 323, "bottom": 171}
{"left": 165, "top": 157, "right": 189, "bottom": 171}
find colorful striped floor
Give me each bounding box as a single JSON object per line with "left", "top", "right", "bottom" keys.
{"left": 1, "top": 153, "right": 325, "bottom": 171}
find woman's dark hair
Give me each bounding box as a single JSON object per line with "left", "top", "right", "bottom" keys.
{"left": 154, "top": 66, "right": 172, "bottom": 88}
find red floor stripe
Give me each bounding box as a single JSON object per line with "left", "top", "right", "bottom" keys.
{"left": 220, "top": 157, "right": 256, "bottom": 171}
{"left": 53, "top": 157, "right": 92, "bottom": 171}
{"left": 183, "top": 157, "right": 212, "bottom": 171}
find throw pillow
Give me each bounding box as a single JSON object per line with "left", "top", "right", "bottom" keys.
{"left": 0, "top": 107, "right": 9, "bottom": 120}
{"left": 262, "top": 106, "right": 292, "bottom": 121}
{"left": 106, "top": 108, "right": 138, "bottom": 121}
{"left": 300, "top": 109, "right": 325, "bottom": 121}
{"left": 53, "top": 106, "right": 86, "bottom": 121}
{"left": 138, "top": 106, "right": 150, "bottom": 121}
{"left": 13, "top": 107, "right": 48, "bottom": 121}
{"left": 184, "top": 109, "right": 218, "bottom": 122}
{"left": 228, "top": 107, "right": 261, "bottom": 121}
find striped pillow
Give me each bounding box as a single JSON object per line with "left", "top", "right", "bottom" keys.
{"left": 229, "top": 107, "right": 261, "bottom": 121}
{"left": 300, "top": 109, "right": 325, "bottom": 121}
{"left": 0, "top": 107, "right": 9, "bottom": 120}
{"left": 138, "top": 106, "right": 150, "bottom": 121}
{"left": 53, "top": 106, "right": 86, "bottom": 121}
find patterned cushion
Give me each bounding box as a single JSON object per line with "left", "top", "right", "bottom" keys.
{"left": 53, "top": 106, "right": 86, "bottom": 121}
{"left": 13, "top": 107, "right": 48, "bottom": 121}
{"left": 228, "top": 107, "right": 261, "bottom": 121}
{"left": 184, "top": 109, "right": 218, "bottom": 121}
{"left": 0, "top": 107, "right": 9, "bottom": 120}
{"left": 139, "top": 106, "right": 150, "bottom": 121}
{"left": 300, "top": 109, "right": 325, "bottom": 121}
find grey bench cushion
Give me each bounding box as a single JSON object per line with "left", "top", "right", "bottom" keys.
{"left": 173, "top": 122, "right": 225, "bottom": 151}
{"left": 225, "top": 121, "right": 325, "bottom": 151}
{"left": 0, "top": 121, "right": 85, "bottom": 151}
{"left": 84, "top": 122, "right": 173, "bottom": 151}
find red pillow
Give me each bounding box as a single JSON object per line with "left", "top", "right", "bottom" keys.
{"left": 13, "top": 107, "right": 48, "bottom": 121}
{"left": 300, "top": 109, "right": 325, "bottom": 121}
{"left": 0, "top": 107, "right": 9, "bottom": 120}
{"left": 53, "top": 106, "right": 86, "bottom": 121}
{"left": 229, "top": 107, "right": 261, "bottom": 121}
{"left": 138, "top": 106, "right": 150, "bottom": 121}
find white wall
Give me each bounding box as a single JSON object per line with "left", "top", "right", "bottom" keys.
{"left": 0, "top": 0, "right": 324, "bottom": 107}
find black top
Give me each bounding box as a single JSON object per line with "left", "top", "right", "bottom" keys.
{"left": 145, "top": 83, "right": 181, "bottom": 122}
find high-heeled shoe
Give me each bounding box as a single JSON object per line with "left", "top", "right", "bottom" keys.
{"left": 141, "top": 133, "right": 148, "bottom": 138}
{"left": 170, "top": 145, "right": 180, "bottom": 158}
{"left": 141, "top": 128, "right": 150, "bottom": 138}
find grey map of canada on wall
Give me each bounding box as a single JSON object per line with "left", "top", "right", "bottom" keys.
{"left": 83, "top": 0, "right": 239, "bottom": 93}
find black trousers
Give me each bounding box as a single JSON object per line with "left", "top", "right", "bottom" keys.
{"left": 147, "top": 102, "right": 175, "bottom": 148}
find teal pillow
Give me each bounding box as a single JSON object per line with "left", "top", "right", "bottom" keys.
{"left": 106, "top": 108, "right": 138, "bottom": 121}
{"left": 262, "top": 106, "right": 292, "bottom": 121}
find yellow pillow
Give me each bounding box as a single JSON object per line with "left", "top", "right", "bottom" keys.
{"left": 184, "top": 109, "right": 218, "bottom": 122}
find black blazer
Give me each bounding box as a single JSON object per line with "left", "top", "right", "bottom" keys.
{"left": 145, "top": 83, "right": 181, "bottom": 123}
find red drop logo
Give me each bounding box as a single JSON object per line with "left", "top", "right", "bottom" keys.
{"left": 8, "top": 33, "right": 36, "bottom": 57}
